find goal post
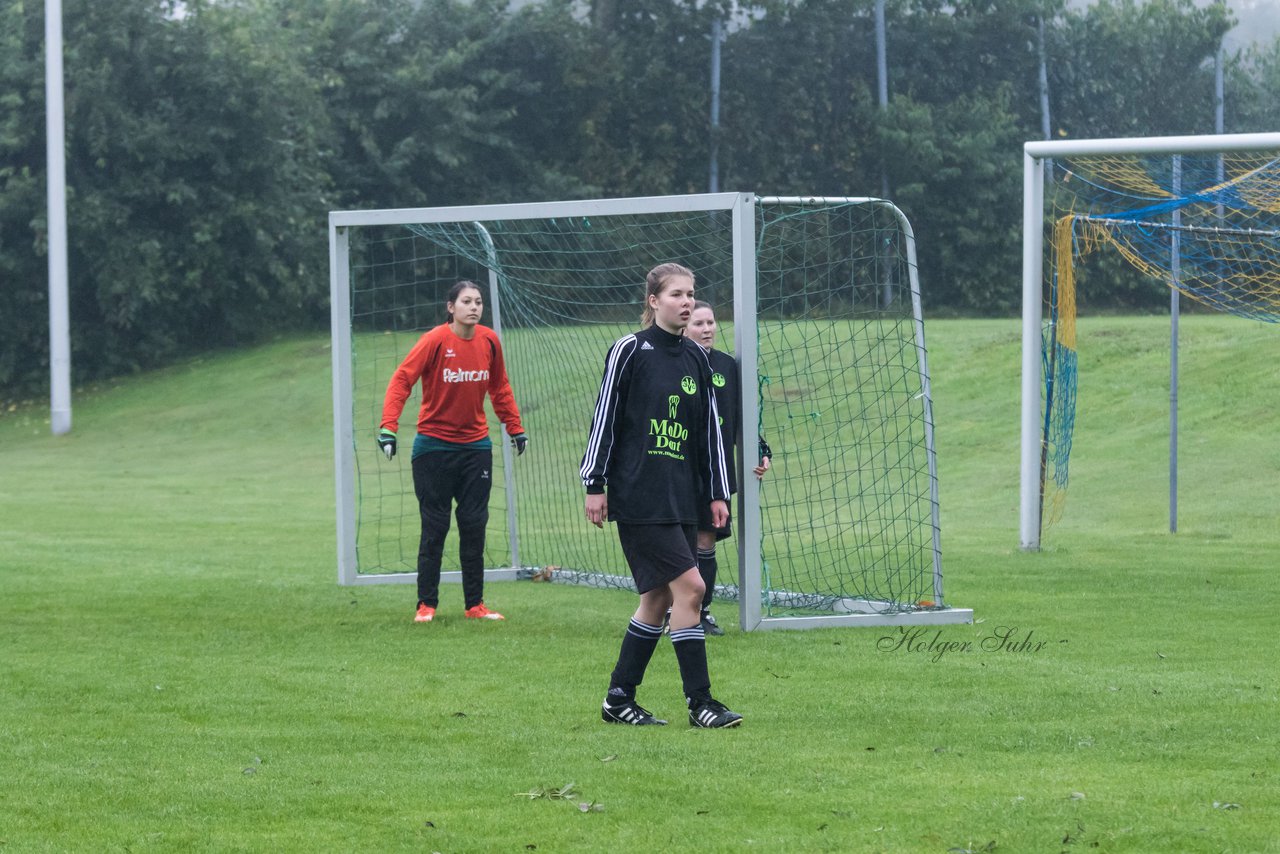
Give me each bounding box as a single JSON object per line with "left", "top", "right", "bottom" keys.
{"left": 330, "top": 192, "right": 971, "bottom": 629}
{"left": 1019, "top": 132, "right": 1280, "bottom": 551}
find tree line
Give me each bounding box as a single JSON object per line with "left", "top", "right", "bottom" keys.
{"left": 2, "top": 0, "right": 1277, "bottom": 396}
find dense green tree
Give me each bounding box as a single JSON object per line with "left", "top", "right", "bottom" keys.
{"left": 0, "top": 0, "right": 47, "bottom": 392}
{"left": 1227, "top": 36, "right": 1280, "bottom": 132}
{"left": 0, "top": 0, "right": 331, "bottom": 395}
{"left": 1048, "top": 0, "right": 1233, "bottom": 138}
{"left": 288, "top": 0, "right": 545, "bottom": 209}
{"left": 65, "top": 0, "right": 331, "bottom": 370}
{"left": 4, "top": 0, "right": 1277, "bottom": 398}
{"left": 879, "top": 89, "right": 1026, "bottom": 310}
{"left": 720, "top": 0, "right": 881, "bottom": 197}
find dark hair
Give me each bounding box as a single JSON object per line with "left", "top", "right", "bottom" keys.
{"left": 446, "top": 280, "right": 483, "bottom": 321}
{"left": 641, "top": 263, "right": 695, "bottom": 327}
{"left": 693, "top": 299, "right": 713, "bottom": 312}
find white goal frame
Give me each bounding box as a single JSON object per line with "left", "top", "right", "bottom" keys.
{"left": 331, "top": 192, "right": 971, "bottom": 630}
{"left": 1018, "top": 132, "right": 1280, "bottom": 551}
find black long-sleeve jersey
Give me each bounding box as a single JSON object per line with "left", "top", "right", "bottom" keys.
{"left": 580, "top": 324, "right": 730, "bottom": 524}
{"left": 706, "top": 347, "right": 742, "bottom": 496}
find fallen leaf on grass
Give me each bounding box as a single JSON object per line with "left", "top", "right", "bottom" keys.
{"left": 515, "top": 783, "right": 580, "bottom": 801}
{"left": 947, "top": 841, "right": 996, "bottom": 853}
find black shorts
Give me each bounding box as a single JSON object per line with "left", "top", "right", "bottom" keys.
{"left": 697, "top": 497, "right": 733, "bottom": 542}
{"left": 616, "top": 523, "right": 698, "bottom": 594}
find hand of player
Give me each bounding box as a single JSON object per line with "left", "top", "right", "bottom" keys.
{"left": 511, "top": 432, "right": 528, "bottom": 456}
{"left": 377, "top": 429, "right": 397, "bottom": 460}
{"left": 710, "top": 499, "right": 729, "bottom": 529}
{"left": 753, "top": 454, "right": 771, "bottom": 480}
{"left": 584, "top": 492, "right": 607, "bottom": 528}
{"left": 755, "top": 436, "right": 773, "bottom": 480}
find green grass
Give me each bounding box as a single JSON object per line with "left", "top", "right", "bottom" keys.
{"left": 2, "top": 316, "right": 1278, "bottom": 852}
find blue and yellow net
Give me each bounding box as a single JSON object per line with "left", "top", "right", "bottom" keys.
{"left": 1042, "top": 149, "right": 1280, "bottom": 528}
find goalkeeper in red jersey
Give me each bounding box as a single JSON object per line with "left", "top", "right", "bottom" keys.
{"left": 379, "top": 281, "right": 527, "bottom": 624}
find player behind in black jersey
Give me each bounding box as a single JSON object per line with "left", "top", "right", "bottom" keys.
{"left": 580, "top": 263, "right": 743, "bottom": 728}
{"left": 685, "top": 300, "right": 772, "bottom": 635}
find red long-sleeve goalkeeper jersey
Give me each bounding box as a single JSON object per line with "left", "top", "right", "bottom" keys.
{"left": 380, "top": 324, "right": 523, "bottom": 443}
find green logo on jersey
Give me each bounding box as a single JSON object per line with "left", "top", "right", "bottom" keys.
{"left": 648, "top": 417, "right": 689, "bottom": 457}
{"left": 681, "top": 375, "right": 697, "bottom": 395}
{"left": 712, "top": 372, "right": 726, "bottom": 388}
{"left": 649, "top": 395, "right": 688, "bottom": 459}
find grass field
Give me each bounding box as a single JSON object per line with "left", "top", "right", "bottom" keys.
{"left": 2, "top": 315, "right": 1277, "bottom": 852}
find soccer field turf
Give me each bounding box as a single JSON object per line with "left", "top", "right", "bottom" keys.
{"left": 1, "top": 316, "right": 1277, "bottom": 851}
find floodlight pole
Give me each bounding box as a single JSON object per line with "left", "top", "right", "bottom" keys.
{"left": 46, "top": 0, "right": 71, "bottom": 435}
{"left": 708, "top": 16, "right": 722, "bottom": 193}
{"left": 875, "top": 0, "right": 893, "bottom": 309}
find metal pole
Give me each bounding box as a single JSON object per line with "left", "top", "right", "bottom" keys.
{"left": 1020, "top": 150, "right": 1046, "bottom": 550}
{"left": 1037, "top": 14, "right": 1051, "bottom": 142}
{"left": 474, "top": 223, "right": 520, "bottom": 570}
{"left": 732, "top": 194, "right": 761, "bottom": 630}
{"left": 1215, "top": 35, "right": 1225, "bottom": 215}
{"left": 1170, "top": 157, "right": 1181, "bottom": 533}
{"left": 875, "top": 0, "right": 894, "bottom": 308}
{"left": 330, "top": 223, "right": 357, "bottom": 584}
{"left": 709, "top": 17, "right": 722, "bottom": 193}
{"left": 46, "top": 0, "right": 71, "bottom": 435}
{"left": 1215, "top": 40, "right": 1224, "bottom": 136}
{"left": 1036, "top": 12, "right": 1053, "bottom": 182}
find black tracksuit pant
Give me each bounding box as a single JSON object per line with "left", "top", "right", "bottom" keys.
{"left": 411, "top": 449, "right": 492, "bottom": 609}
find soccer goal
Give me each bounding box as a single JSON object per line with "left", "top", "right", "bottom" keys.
{"left": 1019, "top": 132, "right": 1280, "bottom": 550}
{"left": 330, "top": 192, "right": 971, "bottom": 629}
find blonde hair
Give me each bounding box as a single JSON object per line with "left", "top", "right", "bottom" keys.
{"left": 640, "top": 262, "right": 695, "bottom": 327}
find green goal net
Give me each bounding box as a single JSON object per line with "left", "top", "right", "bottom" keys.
{"left": 330, "top": 194, "right": 970, "bottom": 629}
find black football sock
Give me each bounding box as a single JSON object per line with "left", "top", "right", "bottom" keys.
{"left": 606, "top": 618, "right": 663, "bottom": 704}
{"left": 670, "top": 624, "right": 712, "bottom": 706}
{"left": 697, "top": 546, "right": 717, "bottom": 613}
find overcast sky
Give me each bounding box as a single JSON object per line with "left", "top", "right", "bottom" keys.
{"left": 1215, "top": 0, "right": 1280, "bottom": 51}
{"left": 515, "top": 0, "right": 1276, "bottom": 53}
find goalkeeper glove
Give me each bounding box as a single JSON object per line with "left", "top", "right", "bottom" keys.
{"left": 377, "top": 429, "right": 397, "bottom": 460}
{"left": 758, "top": 436, "right": 773, "bottom": 463}
{"left": 511, "top": 433, "right": 529, "bottom": 456}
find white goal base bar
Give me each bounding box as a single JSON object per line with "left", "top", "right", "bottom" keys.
{"left": 340, "top": 567, "right": 972, "bottom": 629}
{"left": 341, "top": 568, "right": 525, "bottom": 586}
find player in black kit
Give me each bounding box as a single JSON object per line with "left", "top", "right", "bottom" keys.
{"left": 581, "top": 263, "right": 743, "bottom": 728}
{"left": 686, "top": 300, "right": 772, "bottom": 636}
